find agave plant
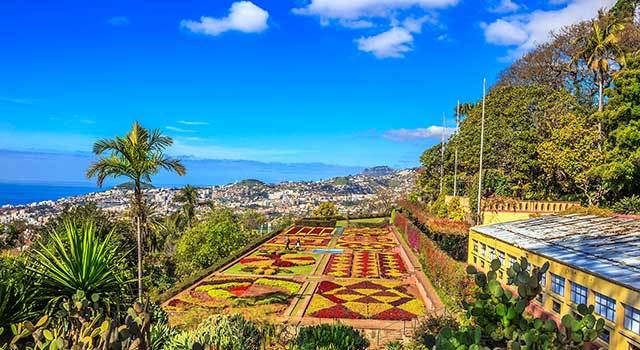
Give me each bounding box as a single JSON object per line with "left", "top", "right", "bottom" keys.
{"left": 28, "top": 219, "right": 132, "bottom": 310}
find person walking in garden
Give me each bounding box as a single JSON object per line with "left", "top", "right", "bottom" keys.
{"left": 285, "top": 237, "right": 291, "bottom": 250}
{"left": 295, "top": 238, "right": 301, "bottom": 250}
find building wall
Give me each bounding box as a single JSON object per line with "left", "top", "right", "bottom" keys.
{"left": 481, "top": 200, "right": 580, "bottom": 225}
{"left": 468, "top": 229, "right": 640, "bottom": 350}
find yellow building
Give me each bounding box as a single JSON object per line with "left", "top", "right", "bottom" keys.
{"left": 481, "top": 199, "right": 580, "bottom": 225}
{"left": 468, "top": 215, "right": 640, "bottom": 350}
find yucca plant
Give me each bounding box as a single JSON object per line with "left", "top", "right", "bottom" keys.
{"left": 28, "top": 219, "right": 132, "bottom": 310}
{"left": 0, "top": 257, "right": 37, "bottom": 328}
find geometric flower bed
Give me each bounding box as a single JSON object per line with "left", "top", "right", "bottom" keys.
{"left": 284, "top": 226, "right": 335, "bottom": 236}
{"left": 263, "top": 235, "right": 332, "bottom": 250}
{"left": 342, "top": 227, "right": 391, "bottom": 237}
{"left": 165, "top": 276, "right": 302, "bottom": 311}
{"left": 305, "top": 279, "right": 425, "bottom": 320}
{"left": 224, "top": 250, "right": 318, "bottom": 276}
{"left": 324, "top": 252, "right": 407, "bottom": 279}
{"left": 335, "top": 234, "right": 397, "bottom": 251}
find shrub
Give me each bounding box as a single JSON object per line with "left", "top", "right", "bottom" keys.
{"left": 28, "top": 219, "right": 132, "bottom": 310}
{"left": 164, "top": 314, "right": 265, "bottom": 350}
{"left": 613, "top": 195, "right": 640, "bottom": 214}
{"left": 0, "top": 255, "right": 37, "bottom": 328}
{"left": 296, "top": 323, "right": 369, "bottom": 350}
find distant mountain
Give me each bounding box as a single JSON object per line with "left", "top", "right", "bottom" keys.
{"left": 0, "top": 149, "right": 366, "bottom": 187}
{"left": 361, "top": 166, "right": 395, "bottom": 177}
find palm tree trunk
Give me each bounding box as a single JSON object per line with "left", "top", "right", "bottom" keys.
{"left": 598, "top": 73, "right": 604, "bottom": 113}
{"left": 134, "top": 179, "right": 143, "bottom": 301}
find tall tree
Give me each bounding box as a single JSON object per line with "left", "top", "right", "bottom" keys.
{"left": 86, "top": 121, "right": 186, "bottom": 300}
{"left": 575, "top": 10, "right": 626, "bottom": 113}
{"left": 175, "top": 184, "right": 199, "bottom": 228}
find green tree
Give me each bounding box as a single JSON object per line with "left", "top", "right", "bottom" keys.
{"left": 175, "top": 208, "right": 250, "bottom": 276}
{"left": 538, "top": 113, "right": 605, "bottom": 204}
{"left": 86, "top": 121, "right": 186, "bottom": 300}
{"left": 175, "top": 185, "right": 199, "bottom": 228}
{"left": 575, "top": 10, "right": 626, "bottom": 113}
{"left": 312, "top": 201, "right": 339, "bottom": 218}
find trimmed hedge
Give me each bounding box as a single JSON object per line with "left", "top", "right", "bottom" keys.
{"left": 393, "top": 211, "right": 474, "bottom": 312}
{"left": 155, "top": 226, "right": 284, "bottom": 303}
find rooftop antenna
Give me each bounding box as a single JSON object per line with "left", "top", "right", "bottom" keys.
{"left": 453, "top": 100, "right": 460, "bottom": 197}
{"left": 439, "top": 112, "right": 445, "bottom": 195}
{"left": 476, "top": 79, "right": 486, "bottom": 225}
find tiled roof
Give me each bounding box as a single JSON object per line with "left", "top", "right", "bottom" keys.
{"left": 473, "top": 214, "right": 640, "bottom": 292}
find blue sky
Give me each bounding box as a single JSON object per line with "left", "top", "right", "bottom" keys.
{"left": 0, "top": 0, "right": 615, "bottom": 172}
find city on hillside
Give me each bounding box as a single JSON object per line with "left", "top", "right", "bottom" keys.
{"left": 3, "top": 1, "right": 640, "bottom": 349}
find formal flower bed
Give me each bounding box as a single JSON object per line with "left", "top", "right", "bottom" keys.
{"left": 305, "top": 279, "right": 425, "bottom": 320}
{"left": 324, "top": 252, "right": 407, "bottom": 279}
{"left": 284, "top": 226, "right": 335, "bottom": 236}
{"left": 225, "top": 250, "right": 317, "bottom": 276}
{"left": 342, "top": 227, "right": 391, "bottom": 237}
{"left": 335, "top": 234, "right": 396, "bottom": 251}
{"left": 165, "top": 276, "right": 302, "bottom": 312}
{"left": 263, "top": 235, "right": 332, "bottom": 250}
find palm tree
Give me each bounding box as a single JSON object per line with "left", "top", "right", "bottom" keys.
{"left": 175, "top": 184, "right": 199, "bottom": 228}
{"left": 86, "top": 121, "right": 186, "bottom": 300}
{"left": 575, "top": 10, "right": 626, "bottom": 113}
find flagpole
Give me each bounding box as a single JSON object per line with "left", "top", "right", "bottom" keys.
{"left": 476, "top": 79, "right": 486, "bottom": 225}
{"left": 439, "top": 112, "right": 445, "bottom": 195}
{"left": 453, "top": 100, "right": 459, "bottom": 197}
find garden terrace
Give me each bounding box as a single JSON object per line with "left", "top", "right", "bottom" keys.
{"left": 163, "top": 221, "right": 441, "bottom": 343}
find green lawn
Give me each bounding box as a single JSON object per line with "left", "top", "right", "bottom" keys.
{"left": 336, "top": 217, "right": 389, "bottom": 227}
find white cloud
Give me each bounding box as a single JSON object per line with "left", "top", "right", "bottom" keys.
{"left": 384, "top": 126, "right": 456, "bottom": 141}
{"left": 108, "top": 16, "right": 130, "bottom": 26}
{"left": 488, "top": 0, "right": 520, "bottom": 14}
{"left": 482, "top": 0, "right": 617, "bottom": 59}
{"left": 292, "top": 0, "right": 458, "bottom": 19}
{"left": 166, "top": 126, "right": 195, "bottom": 133}
{"left": 0, "top": 96, "right": 35, "bottom": 105}
{"left": 178, "top": 120, "right": 209, "bottom": 126}
{"left": 402, "top": 15, "right": 435, "bottom": 33}
{"left": 356, "top": 27, "right": 414, "bottom": 58}
{"left": 181, "top": 1, "right": 269, "bottom": 36}
{"left": 339, "top": 19, "right": 376, "bottom": 28}
{"left": 481, "top": 19, "right": 528, "bottom": 45}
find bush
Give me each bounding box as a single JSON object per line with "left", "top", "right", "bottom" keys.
{"left": 175, "top": 209, "right": 252, "bottom": 276}
{"left": 613, "top": 195, "right": 640, "bottom": 214}
{"left": 164, "top": 314, "right": 265, "bottom": 350}
{"left": 296, "top": 323, "right": 369, "bottom": 350}
{"left": 411, "top": 313, "right": 459, "bottom": 348}
{"left": 0, "top": 255, "right": 37, "bottom": 328}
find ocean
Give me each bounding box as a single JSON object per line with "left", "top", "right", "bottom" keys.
{"left": 0, "top": 183, "right": 102, "bottom": 206}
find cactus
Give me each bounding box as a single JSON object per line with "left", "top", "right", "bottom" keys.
{"left": 3, "top": 292, "right": 152, "bottom": 350}
{"left": 434, "top": 257, "right": 603, "bottom": 350}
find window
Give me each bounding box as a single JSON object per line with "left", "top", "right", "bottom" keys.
{"left": 498, "top": 251, "right": 505, "bottom": 265}
{"left": 570, "top": 282, "right": 588, "bottom": 305}
{"left": 480, "top": 260, "right": 485, "bottom": 268}
{"left": 509, "top": 256, "right": 517, "bottom": 267}
{"left": 598, "top": 328, "right": 610, "bottom": 344}
{"left": 481, "top": 243, "right": 486, "bottom": 256}
{"left": 625, "top": 305, "right": 640, "bottom": 335}
{"left": 552, "top": 300, "right": 561, "bottom": 313}
{"left": 473, "top": 240, "right": 478, "bottom": 252}
{"left": 551, "top": 274, "right": 565, "bottom": 296}
{"left": 534, "top": 265, "right": 546, "bottom": 287}
{"left": 536, "top": 293, "right": 544, "bottom": 304}
{"left": 473, "top": 256, "right": 477, "bottom": 264}
{"left": 594, "top": 292, "right": 616, "bottom": 322}
{"left": 489, "top": 247, "right": 495, "bottom": 260}
{"left": 630, "top": 343, "right": 640, "bottom": 350}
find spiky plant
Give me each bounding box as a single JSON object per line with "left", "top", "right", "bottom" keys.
{"left": 29, "top": 219, "right": 131, "bottom": 310}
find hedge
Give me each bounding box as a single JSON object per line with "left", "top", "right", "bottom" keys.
{"left": 393, "top": 211, "right": 474, "bottom": 312}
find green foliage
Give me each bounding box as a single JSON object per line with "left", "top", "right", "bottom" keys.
{"left": 3, "top": 295, "right": 152, "bottom": 350}
{"left": 175, "top": 185, "right": 199, "bottom": 228}
{"left": 295, "top": 323, "right": 369, "bottom": 350}
{"left": 175, "top": 208, "right": 252, "bottom": 276}
{"left": 613, "top": 194, "right": 640, "bottom": 214}
{"left": 312, "top": 202, "right": 339, "bottom": 218}
{"left": 433, "top": 258, "right": 603, "bottom": 349}
{"left": 0, "top": 221, "right": 28, "bottom": 250}
{"left": 164, "top": 314, "right": 265, "bottom": 350}
{"left": 0, "top": 256, "right": 37, "bottom": 328}
{"left": 28, "top": 219, "right": 132, "bottom": 310}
